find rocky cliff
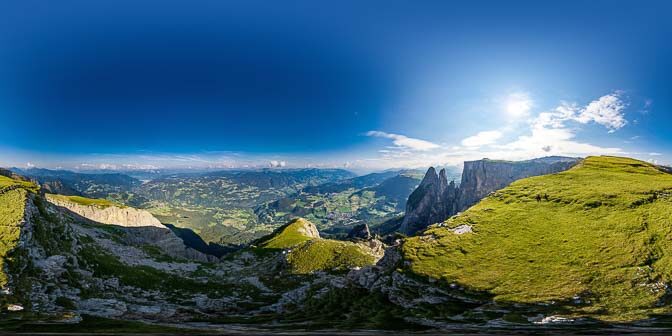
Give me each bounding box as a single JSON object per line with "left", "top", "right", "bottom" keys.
{"left": 400, "top": 156, "right": 579, "bottom": 235}
{"left": 46, "top": 194, "right": 163, "bottom": 228}
{"left": 46, "top": 194, "right": 216, "bottom": 262}
{"left": 399, "top": 168, "right": 458, "bottom": 236}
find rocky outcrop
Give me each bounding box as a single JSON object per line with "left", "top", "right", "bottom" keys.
{"left": 46, "top": 195, "right": 163, "bottom": 228}
{"left": 46, "top": 195, "right": 217, "bottom": 262}
{"left": 400, "top": 168, "right": 458, "bottom": 236}
{"left": 293, "top": 218, "right": 321, "bottom": 239}
{"left": 347, "top": 223, "right": 372, "bottom": 240}
{"left": 400, "top": 156, "right": 579, "bottom": 235}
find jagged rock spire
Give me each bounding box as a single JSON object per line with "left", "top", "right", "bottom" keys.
{"left": 400, "top": 167, "right": 453, "bottom": 235}
{"left": 420, "top": 167, "right": 439, "bottom": 186}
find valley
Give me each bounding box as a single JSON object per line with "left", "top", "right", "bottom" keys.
{"left": 5, "top": 156, "right": 672, "bottom": 333}
{"left": 17, "top": 167, "right": 429, "bottom": 245}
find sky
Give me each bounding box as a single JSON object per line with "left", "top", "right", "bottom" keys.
{"left": 1, "top": 1, "right": 671, "bottom": 171}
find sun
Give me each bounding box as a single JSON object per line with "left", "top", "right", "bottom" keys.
{"left": 505, "top": 92, "right": 533, "bottom": 117}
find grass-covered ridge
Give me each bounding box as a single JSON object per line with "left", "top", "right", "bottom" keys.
{"left": 47, "top": 194, "right": 124, "bottom": 208}
{"left": 286, "top": 239, "right": 377, "bottom": 274}
{"left": 255, "top": 218, "right": 378, "bottom": 273}
{"left": 256, "top": 218, "right": 319, "bottom": 249}
{"left": 402, "top": 156, "right": 672, "bottom": 321}
{"left": 0, "top": 176, "right": 38, "bottom": 287}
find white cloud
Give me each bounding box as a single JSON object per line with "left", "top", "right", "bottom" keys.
{"left": 461, "top": 130, "right": 503, "bottom": 147}
{"left": 496, "top": 92, "right": 627, "bottom": 157}
{"left": 360, "top": 92, "right": 633, "bottom": 170}
{"left": 269, "top": 160, "right": 286, "bottom": 168}
{"left": 366, "top": 131, "right": 440, "bottom": 151}
{"left": 531, "top": 93, "right": 627, "bottom": 132}
{"left": 576, "top": 93, "right": 627, "bottom": 130}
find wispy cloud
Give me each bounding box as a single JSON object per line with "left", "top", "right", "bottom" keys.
{"left": 494, "top": 92, "right": 627, "bottom": 156}
{"left": 360, "top": 92, "right": 636, "bottom": 170}
{"left": 365, "top": 131, "right": 440, "bottom": 151}
{"left": 461, "top": 130, "right": 503, "bottom": 148}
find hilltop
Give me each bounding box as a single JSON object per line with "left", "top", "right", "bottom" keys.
{"left": 255, "top": 218, "right": 383, "bottom": 274}
{"left": 402, "top": 156, "right": 672, "bottom": 321}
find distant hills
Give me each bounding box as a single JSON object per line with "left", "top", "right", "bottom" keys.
{"left": 10, "top": 166, "right": 426, "bottom": 245}
{"left": 6, "top": 156, "right": 672, "bottom": 331}
{"left": 11, "top": 168, "right": 140, "bottom": 198}
{"left": 255, "top": 170, "right": 424, "bottom": 235}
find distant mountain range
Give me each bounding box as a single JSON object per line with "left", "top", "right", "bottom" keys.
{"left": 11, "top": 166, "right": 426, "bottom": 245}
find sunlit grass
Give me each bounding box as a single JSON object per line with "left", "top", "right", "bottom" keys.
{"left": 402, "top": 156, "right": 672, "bottom": 321}
{"left": 47, "top": 194, "right": 124, "bottom": 208}
{"left": 286, "top": 239, "right": 376, "bottom": 274}
{"left": 256, "top": 217, "right": 377, "bottom": 273}
{"left": 256, "top": 218, "right": 317, "bottom": 249}
{"left": 0, "top": 176, "right": 38, "bottom": 287}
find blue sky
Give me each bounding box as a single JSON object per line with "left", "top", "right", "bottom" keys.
{"left": 0, "top": 1, "right": 670, "bottom": 170}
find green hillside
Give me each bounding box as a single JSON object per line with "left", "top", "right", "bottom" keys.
{"left": 402, "top": 156, "right": 672, "bottom": 321}
{"left": 47, "top": 194, "right": 124, "bottom": 208}
{"left": 0, "top": 176, "right": 38, "bottom": 287}
{"left": 286, "top": 239, "right": 377, "bottom": 274}
{"left": 256, "top": 218, "right": 379, "bottom": 273}
{"left": 256, "top": 218, "right": 319, "bottom": 249}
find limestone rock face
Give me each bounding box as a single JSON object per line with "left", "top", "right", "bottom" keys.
{"left": 457, "top": 156, "right": 580, "bottom": 211}
{"left": 399, "top": 168, "right": 458, "bottom": 235}
{"left": 293, "top": 218, "right": 321, "bottom": 239}
{"left": 46, "top": 195, "right": 217, "bottom": 262}
{"left": 400, "top": 156, "right": 579, "bottom": 235}
{"left": 78, "top": 298, "right": 128, "bottom": 318}
{"left": 46, "top": 195, "right": 163, "bottom": 228}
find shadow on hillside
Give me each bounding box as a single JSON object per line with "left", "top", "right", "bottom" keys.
{"left": 163, "top": 223, "right": 239, "bottom": 257}
{"left": 45, "top": 199, "right": 228, "bottom": 260}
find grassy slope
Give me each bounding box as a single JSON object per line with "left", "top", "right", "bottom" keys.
{"left": 47, "top": 194, "right": 123, "bottom": 208}
{"left": 402, "top": 156, "right": 672, "bottom": 321}
{"left": 257, "top": 218, "right": 317, "bottom": 249}
{"left": 0, "top": 176, "right": 38, "bottom": 287}
{"left": 256, "top": 218, "right": 377, "bottom": 273}
{"left": 287, "top": 239, "right": 376, "bottom": 274}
